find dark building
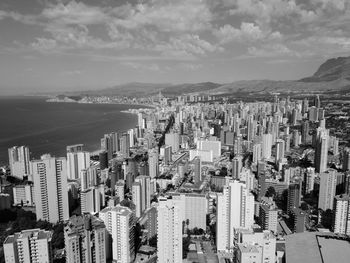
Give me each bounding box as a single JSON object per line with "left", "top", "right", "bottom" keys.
{"left": 99, "top": 151, "right": 108, "bottom": 170}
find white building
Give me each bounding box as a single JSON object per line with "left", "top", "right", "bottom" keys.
{"left": 197, "top": 140, "right": 221, "bottom": 159}
{"left": 13, "top": 184, "right": 34, "bottom": 206}
{"left": 262, "top": 134, "right": 272, "bottom": 160}
{"left": 99, "top": 205, "right": 135, "bottom": 263}
{"left": 31, "top": 154, "right": 69, "bottom": 223}
{"left": 318, "top": 169, "right": 337, "bottom": 211}
{"left": 132, "top": 182, "right": 142, "bottom": 217}
{"left": 165, "top": 132, "right": 180, "bottom": 153}
{"left": 4, "top": 229, "right": 52, "bottom": 263}
{"left": 157, "top": 197, "right": 183, "bottom": 263}
{"left": 8, "top": 146, "right": 30, "bottom": 179}
{"left": 333, "top": 194, "right": 350, "bottom": 235}
{"left": 216, "top": 180, "right": 255, "bottom": 252}
{"left": 67, "top": 149, "right": 90, "bottom": 180}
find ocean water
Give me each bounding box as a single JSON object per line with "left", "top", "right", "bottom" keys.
{"left": 0, "top": 96, "right": 141, "bottom": 164}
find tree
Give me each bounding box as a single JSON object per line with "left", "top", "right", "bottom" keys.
{"left": 149, "top": 235, "right": 157, "bottom": 247}
{"left": 265, "top": 186, "right": 276, "bottom": 198}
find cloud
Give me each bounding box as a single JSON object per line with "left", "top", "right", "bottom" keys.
{"left": 31, "top": 38, "right": 57, "bottom": 51}
{"left": 109, "top": 0, "right": 213, "bottom": 33}
{"left": 41, "top": 1, "right": 108, "bottom": 25}
{"left": 214, "top": 22, "right": 281, "bottom": 44}
{"left": 121, "top": 62, "right": 162, "bottom": 72}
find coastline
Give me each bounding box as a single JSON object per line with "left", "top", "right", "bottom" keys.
{"left": 46, "top": 97, "right": 157, "bottom": 109}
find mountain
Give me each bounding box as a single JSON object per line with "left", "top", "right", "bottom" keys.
{"left": 300, "top": 56, "right": 350, "bottom": 82}
{"left": 44, "top": 56, "right": 350, "bottom": 98}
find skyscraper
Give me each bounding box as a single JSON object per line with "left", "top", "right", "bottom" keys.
{"left": 275, "top": 139, "right": 285, "bottom": 164}
{"left": 31, "top": 154, "right": 69, "bottom": 223}
{"left": 216, "top": 180, "right": 255, "bottom": 252}
{"left": 314, "top": 128, "right": 329, "bottom": 173}
{"left": 157, "top": 197, "right": 183, "bottom": 263}
{"left": 99, "top": 205, "right": 136, "bottom": 263}
{"left": 67, "top": 144, "right": 90, "bottom": 180}
{"left": 8, "top": 146, "right": 30, "bottom": 179}
{"left": 262, "top": 133, "right": 272, "bottom": 159}
{"left": 318, "top": 169, "right": 337, "bottom": 211}
{"left": 65, "top": 214, "right": 107, "bottom": 263}
{"left": 165, "top": 132, "right": 180, "bottom": 153}
{"left": 192, "top": 156, "right": 201, "bottom": 184}
{"left": 132, "top": 182, "right": 142, "bottom": 217}
{"left": 4, "top": 229, "right": 53, "bottom": 263}
{"left": 287, "top": 183, "right": 301, "bottom": 214}
{"left": 135, "top": 175, "right": 151, "bottom": 213}
{"left": 333, "top": 194, "right": 350, "bottom": 235}
{"left": 232, "top": 156, "right": 242, "bottom": 179}
{"left": 148, "top": 149, "right": 159, "bottom": 179}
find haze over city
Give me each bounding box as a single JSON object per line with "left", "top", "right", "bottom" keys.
{"left": 1, "top": 0, "right": 350, "bottom": 95}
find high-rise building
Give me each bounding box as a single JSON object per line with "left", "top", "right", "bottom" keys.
{"left": 287, "top": 183, "right": 301, "bottom": 214}
{"left": 275, "top": 139, "right": 285, "bottom": 164}
{"left": 101, "top": 134, "right": 113, "bottom": 160}
{"left": 165, "top": 132, "right": 180, "bottom": 153}
{"left": 252, "top": 143, "right": 262, "bottom": 164}
{"left": 259, "top": 197, "right": 278, "bottom": 233}
{"left": 157, "top": 197, "right": 183, "bottom": 263}
{"left": 135, "top": 175, "right": 151, "bottom": 213}
{"left": 132, "top": 182, "right": 142, "bottom": 217}
{"left": 192, "top": 157, "right": 201, "bottom": 184}
{"left": 318, "top": 169, "right": 337, "bottom": 211}
{"left": 8, "top": 146, "right": 30, "bottom": 179}
{"left": 67, "top": 144, "right": 90, "bottom": 180}
{"left": 99, "top": 205, "right": 136, "bottom": 263}
{"left": 262, "top": 133, "right": 272, "bottom": 159}
{"left": 333, "top": 194, "right": 350, "bottom": 235}
{"left": 80, "top": 186, "right": 104, "bottom": 214}
{"left": 314, "top": 128, "right": 329, "bottom": 173}
{"left": 4, "top": 229, "right": 53, "bottom": 263}
{"left": 65, "top": 214, "right": 107, "bottom": 263}
{"left": 343, "top": 148, "right": 350, "bottom": 171}
{"left": 232, "top": 156, "right": 242, "bottom": 179}
{"left": 120, "top": 133, "right": 130, "bottom": 157}
{"left": 303, "top": 167, "right": 315, "bottom": 195}
{"left": 115, "top": 180, "right": 125, "bottom": 202}
{"left": 216, "top": 180, "right": 255, "bottom": 252}
{"left": 31, "top": 154, "right": 69, "bottom": 223}
{"left": 148, "top": 149, "right": 159, "bottom": 179}
{"left": 99, "top": 151, "right": 108, "bottom": 170}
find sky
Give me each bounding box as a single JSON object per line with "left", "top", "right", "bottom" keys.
{"left": 0, "top": 0, "right": 350, "bottom": 95}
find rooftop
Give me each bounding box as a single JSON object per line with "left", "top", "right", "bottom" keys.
{"left": 286, "top": 232, "right": 350, "bottom": 263}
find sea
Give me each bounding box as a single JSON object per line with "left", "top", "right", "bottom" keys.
{"left": 0, "top": 96, "right": 142, "bottom": 165}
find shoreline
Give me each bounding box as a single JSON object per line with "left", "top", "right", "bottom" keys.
{"left": 46, "top": 97, "right": 157, "bottom": 109}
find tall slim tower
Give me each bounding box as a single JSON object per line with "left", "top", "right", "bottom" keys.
{"left": 157, "top": 197, "right": 183, "bottom": 263}
{"left": 287, "top": 183, "right": 301, "bottom": 214}
{"left": 216, "top": 180, "right": 255, "bottom": 252}
{"left": 148, "top": 149, "right": 159, "bottom": 179}
{"left": 99, "top": 205, "right": 136, "bottom": 263}
{"left": 8, "top": 146, "right": 30, "bottom": 179}
{"left": 314, "top": 128, "right": 329, "bottom": 173}
{"left": 333, "top": 194, "right": 350, "bottom": 235}
{"left": 31, "top": 154, "right": 69, "bottom": 223}
{"left": 318, "top": 169, "right": 337, "bottom": 211}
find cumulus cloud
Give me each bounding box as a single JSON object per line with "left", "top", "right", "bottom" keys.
{"left": 214, "top": 22, "right": 281, "bottom": 44}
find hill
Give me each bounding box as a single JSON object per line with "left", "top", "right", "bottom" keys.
{"left": 300, "top": 56, "right": 350, "bottom": 82}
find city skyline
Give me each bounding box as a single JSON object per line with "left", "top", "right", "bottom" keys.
{"left": 1, "top": 0, "right": 350, "bottom": 94}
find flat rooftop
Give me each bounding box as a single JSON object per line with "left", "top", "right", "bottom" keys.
{"left": 286, "top": 232, "right": 350, "bottom": 263}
